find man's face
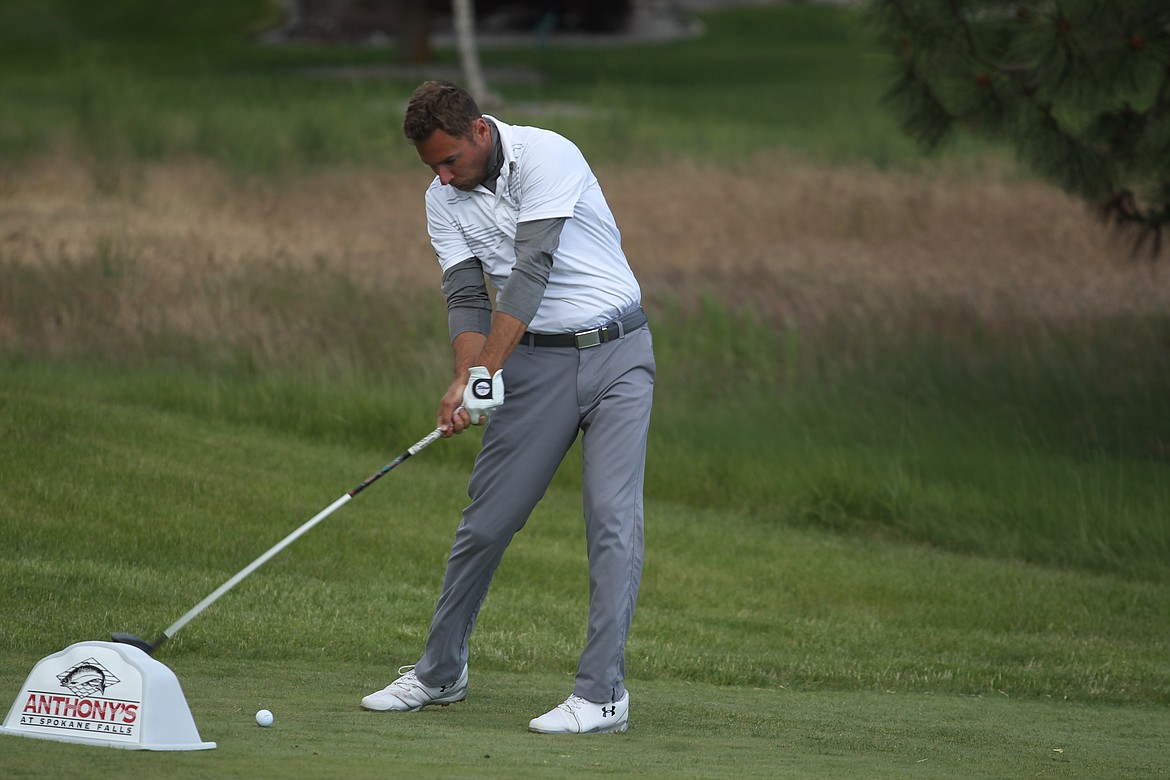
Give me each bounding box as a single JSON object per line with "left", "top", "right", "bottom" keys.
{"left": 415, "top": 118, "right": 492, "bottom": 191}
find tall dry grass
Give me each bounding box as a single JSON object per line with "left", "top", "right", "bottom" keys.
{"left": 607, "top": 156, "right": 1168, "bottom": 332}
{"left": 1, "top": 152, "right": 1168, "bottom": 372}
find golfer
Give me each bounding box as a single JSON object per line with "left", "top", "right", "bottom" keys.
{"left": 361, "top": 81, "right": 655, "bottom": 734}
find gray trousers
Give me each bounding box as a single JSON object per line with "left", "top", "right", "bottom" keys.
{"left": 414, "top": 324, "right": 655, "bottom": 704}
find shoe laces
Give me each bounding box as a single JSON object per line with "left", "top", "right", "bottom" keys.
{"left": 560, "top": 694, "right": 591, "bottom": 712}
{"left": 393, "top": 665, "right": 421, "bottom": 689}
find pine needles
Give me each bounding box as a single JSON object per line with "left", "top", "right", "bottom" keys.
{"left": 869, "top": 0, "right": 1170, "bottom": 257}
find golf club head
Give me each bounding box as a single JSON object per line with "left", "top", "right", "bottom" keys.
{"left": 111, "top": 631, "right": 165, "bottom": 655}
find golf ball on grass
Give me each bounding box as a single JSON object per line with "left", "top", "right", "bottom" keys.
{"left": 255, "top": 709, "right": 274, "bottom": 728}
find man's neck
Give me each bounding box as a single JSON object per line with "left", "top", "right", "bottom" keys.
{"left": 480, "top": 119, "right": 504, "bottom": 193}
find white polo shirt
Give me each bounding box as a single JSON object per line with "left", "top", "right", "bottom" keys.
{"left": 424, "top": 117, "right": 641, "bottom": 334}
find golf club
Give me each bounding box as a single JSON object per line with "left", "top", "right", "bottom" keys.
{"left": 112, "top": 425, "right": 446, "bottom": 655}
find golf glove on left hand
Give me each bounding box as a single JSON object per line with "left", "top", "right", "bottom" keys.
{"left": 463, "top": 366, "right": 504, "bottom": 424}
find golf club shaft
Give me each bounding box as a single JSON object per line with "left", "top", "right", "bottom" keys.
{"left": 159, "top": 426, "right": 445, "bottom": 642}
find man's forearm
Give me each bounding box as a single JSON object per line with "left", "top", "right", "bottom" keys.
{"left": 450, "top": 218, "right": 563, "bottom": 376}
{"left": 452, "top": 331, "right": 487, "bottom": 377}
{"left": 475, "top": 311, "right": 527, "bottom": 374}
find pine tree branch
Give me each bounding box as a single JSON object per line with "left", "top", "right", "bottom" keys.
{"left": 945, "top": 0, "right": 981, "bottom": 58}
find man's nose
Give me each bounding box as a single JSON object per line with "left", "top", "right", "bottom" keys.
{"left": 437, "top": 166, "right": 455, "bottom": 185}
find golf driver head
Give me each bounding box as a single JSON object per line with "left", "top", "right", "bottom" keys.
{"left": 111, "top": 632, "right": 165, "bottom": 655}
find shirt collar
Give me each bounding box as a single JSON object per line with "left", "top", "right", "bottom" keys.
{"left": 479, "top": 118, "right": 505, "bottom": 193}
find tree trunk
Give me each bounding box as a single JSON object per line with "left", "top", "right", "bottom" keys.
{"left": 396, "top": 0, "right": 431, "bottom": 63}
{"left": 452, "top": 0, "right": 491, "bottom": 107}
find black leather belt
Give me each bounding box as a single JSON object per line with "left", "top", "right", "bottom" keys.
{"left": 522, "top": 307, "right": 648, "bottom": 349}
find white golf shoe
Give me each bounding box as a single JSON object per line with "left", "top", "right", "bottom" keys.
{"left": 361, "top": 664, "right": 468, "bottom": 712}
{"left": 528, "top": 691, "right": 630, "bottom": 734}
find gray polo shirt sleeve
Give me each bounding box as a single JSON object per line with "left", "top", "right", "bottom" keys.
{"left": 441, "top": 258, "right": 493, "bottom": 341}
{"left": 495, "top": 216, "right": 565, "bottom": 326}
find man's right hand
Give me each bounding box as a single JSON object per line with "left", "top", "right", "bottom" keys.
{"left": 438, "top": 378, "right": 471, "bottom": 438}
{"left": 441, "top": 332, "right": 490, "bottom": 437}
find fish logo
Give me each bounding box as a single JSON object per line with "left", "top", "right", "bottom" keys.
{"left": 57, "top": 658, "right": 121, "bottom": 698}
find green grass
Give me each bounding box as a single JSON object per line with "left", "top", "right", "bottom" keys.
{"left": 494, "top": 5, "right": 953, "bottom": 166}
{"left": 0, "top": 1, "right": 995, "bottom": 171}
{"left": 3, "top": 666, "right": 1168, "bottom": 779}
{"left": 0, "top": 364, "right": 1168, "bottom": 777}
{"left": 1, "top": 357, "right": 1167, "bottom": 701}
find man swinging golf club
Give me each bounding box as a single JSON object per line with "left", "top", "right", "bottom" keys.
{"left": 360, "top": 81, "right": 655, "bottom": 734}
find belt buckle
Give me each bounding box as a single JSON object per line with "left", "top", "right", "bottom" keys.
{"left": 573, "top": 327, "right": 603, "bottom": 349}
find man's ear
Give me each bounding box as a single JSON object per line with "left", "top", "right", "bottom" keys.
{"left": 472, "top": 117, "right": 491, "bottom": 143}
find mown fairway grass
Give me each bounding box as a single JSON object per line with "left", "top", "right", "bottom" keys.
{"left": 2, "top": 1, "right": 1169, "bottom": 777}
{"left": 1, "top": 365, "right": 1168, "bottom": 778}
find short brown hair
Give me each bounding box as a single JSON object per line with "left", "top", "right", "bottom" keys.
{"left": 403, "top": 81, "right": 483, "bottom": 144}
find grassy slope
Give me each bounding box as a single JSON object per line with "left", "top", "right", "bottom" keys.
{"left": 4, "top": 363, "right": 1165, "bottom": 699}
{"left": 1, "top": 362, "right": 1168, "bottom": 778}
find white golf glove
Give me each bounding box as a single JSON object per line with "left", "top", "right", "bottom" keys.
{"left": 462, "top": 366, "right": 504, "bottom": 424}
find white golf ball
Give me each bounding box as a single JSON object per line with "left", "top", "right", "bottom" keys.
{"left": 255, "top": 708, "right": 274, "bottom": 728}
